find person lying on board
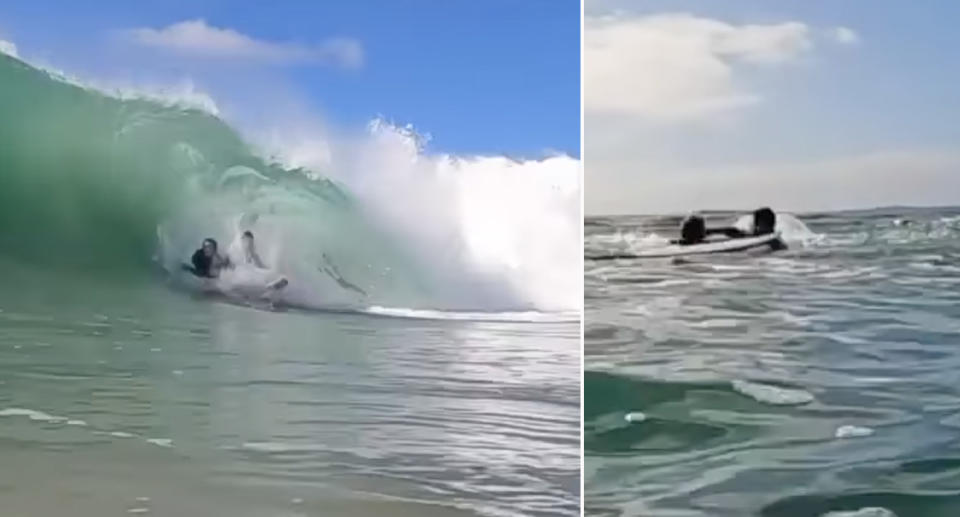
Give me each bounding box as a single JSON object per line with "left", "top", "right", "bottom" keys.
{"left": 182, "top": 238, "right": 232, "bottom": 278}
{"left": 672, "top": 207, "right": 787, "bottom": 250}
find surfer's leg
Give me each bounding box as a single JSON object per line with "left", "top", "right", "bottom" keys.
{"left": 336, "top": 278, "right": 367, "bottom": 296}
{"left": 320, "top": 255, "right": 367, "bottom": 296}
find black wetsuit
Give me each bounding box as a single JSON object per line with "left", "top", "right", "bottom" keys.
{"left": 186, "top": 249, "right": 213, "bottom": 278}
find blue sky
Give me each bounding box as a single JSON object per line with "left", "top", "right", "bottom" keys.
{"left": 586, "top": 0, "right": 960, "bottom": 213}
{"left": 0, "top": 0, "right": 580, "bottom": 157}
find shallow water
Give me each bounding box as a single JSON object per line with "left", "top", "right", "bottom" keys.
{"left": 0, "top": 263, "right": 580, "bottom": 517}
{"left": 585, "top": 207, "right": 960, "bottom": 517}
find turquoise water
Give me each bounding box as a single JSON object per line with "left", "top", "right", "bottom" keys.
{"left": 0, "top": 265, "right": 580, "bottom": 516}
{"left": 585, "top": 208, "right": 960, "bottom": 517}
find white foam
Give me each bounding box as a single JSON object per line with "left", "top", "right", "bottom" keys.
{"left": 822, "top": 508, "right": 896, "bottom": 517}
{"left": 734, "top": 212, "right": 821, "bottom": 245}
{"left": 241, "top": 441, "right": 293, "bottom": 453}
{"left": 835, "top": 425, "right": 874, "bottom": 439}
{"left": 0, "top": 408, "right": 68, "bottom": 423}
{"left": 146, "top": 438, "right": 173, "bottom": 448}
{"left": 605, "top": 231, "right": 669, "bottom": 252}
{"left": 0, "top": 39, "right": 18, "bottom": 58}
{"left": 691, "top": 319, "right": 742, "bottom": 329}
{"left": 312, "top": 120, "right": 581, "bottom": 312}
{"left": 364, "top": 306, "right": 577, "bottom": 323}
{"left": 240, "top": 441, "right": 326, "bottom": 453}
{"left": 732, "top": 380, "right": 814, "bottom": 406}
{"left": 109, "top": 431, "right": 135, "bottom": 438}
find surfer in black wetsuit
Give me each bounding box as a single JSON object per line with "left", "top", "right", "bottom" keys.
{"left": 183, "top": 238, "right": 231, "bottom": 278}
{"left": 673, "top": 207, "right": 786, "bottom": 250}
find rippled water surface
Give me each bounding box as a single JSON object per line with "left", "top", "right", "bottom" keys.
{"left": 0, "top": 265, "right": 580, "bottom": 517}
{"left": 585, "top": 208, "right": 960, "bottom": 517}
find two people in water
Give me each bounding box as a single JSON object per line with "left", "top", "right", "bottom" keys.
{"left": 673, "top": 207, "right": 786, "bottom": 250}
{"left": 184, "top": 231, "right": 266, "bottom": 279}
{"left": 184, "top": 231, "right": 363, "bottom": 295}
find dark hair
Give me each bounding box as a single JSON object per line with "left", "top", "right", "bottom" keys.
{"left": 753, "top": 207, "right": 776, "bottom": 227}
{"left": 203, "top": 238, "right": 218, "bottom": 250}
{"left": 680, "top": 214, "right": 706, "bottom": 242}
{"left": 242, "top": 231, "right": 254, "bottom": 239}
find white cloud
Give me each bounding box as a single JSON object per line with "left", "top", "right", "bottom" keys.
{"left": 0, "top": 39, "right": 18, "bottom": 58}
{"left": 583, "top": 10, "right": 903, "bottom": 215}
{"left": 585, "top": 13, "right": 811, "bottom": 121}
{"left": 124, "top": 19, "right": 363, "bottom": 68}
{"left": 832, "top": 26, "right": 861, "bottom": 45}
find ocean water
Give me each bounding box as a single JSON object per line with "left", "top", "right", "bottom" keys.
{"left": 0, "top": 52, "right": 580, "bottom": 516}
{"left": 585, "top": 207, "right": 960, "bottom": 517}
{"left": 0, "top": 266, "right": 580, "bottom": 516}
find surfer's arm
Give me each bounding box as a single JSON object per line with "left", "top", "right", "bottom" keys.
{"left": 189, "top": 250, "right": 212, "bottom": 277}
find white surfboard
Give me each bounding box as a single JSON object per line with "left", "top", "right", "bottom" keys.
{"left": 590, "top": 232, "right": 782, "bottom": 260}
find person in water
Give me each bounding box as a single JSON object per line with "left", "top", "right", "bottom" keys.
{"left": 319, "top": 253, "right": 368, "bottom": 296}
{"left": 237, "top": 231, "right": 289, "bottom": 290}
{"left": 184, "top": 238, "right": 232, "bottom": 278}
{"left": 673, "top": 207, "right": 786, "bottom": 250}
{"left": 240, "top": 231, "right": 266, "bottom": 268}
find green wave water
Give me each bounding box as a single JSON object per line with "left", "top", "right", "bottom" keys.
{"left": 0, "top": 52, "right": 582, "bottom": 314}
{"left": 0, "top": 52, "right": 426, "bottom": 307}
